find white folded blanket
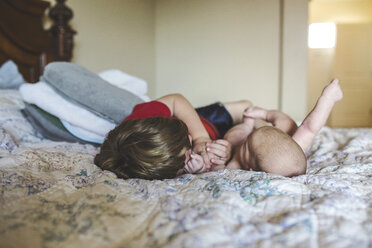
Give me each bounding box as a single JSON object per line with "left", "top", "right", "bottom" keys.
{"left": 99, "top": 69, "right": 150, "bottom": 102}
{"left": 19, "top": 82, "right": 116, "bottom": 136}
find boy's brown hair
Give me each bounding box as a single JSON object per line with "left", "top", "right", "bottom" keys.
{"left": 94, "top": 117, "right": 191, "bottom": 180}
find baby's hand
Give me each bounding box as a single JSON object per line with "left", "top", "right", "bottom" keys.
{"left": 322, "top": 78, "right": 343, "bottom": 103}
{"left": 184, "top": 153, "right": 207, "bottom": 174}
{"left": 206, "top": 139, "right": 232, "bottom": 166}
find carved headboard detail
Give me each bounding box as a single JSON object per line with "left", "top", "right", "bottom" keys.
{"left": 0, "top": 0, "right": 75, "bottom": 83}
{"left": 49, "top": 0, "right": 75, "bottom": 62}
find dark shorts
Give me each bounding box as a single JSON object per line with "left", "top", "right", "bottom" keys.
{"left": 196, "top": 102, "right": 233, "bottom": 138}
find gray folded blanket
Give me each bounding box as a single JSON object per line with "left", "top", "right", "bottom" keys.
{"left": 41, "top": 62, "right": 144, "bottom": 123}
{"left": 22, "top": 103, "right": 99, "bottom": 146}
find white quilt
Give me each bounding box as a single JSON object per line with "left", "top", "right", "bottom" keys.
{"left": 0, "top": 89, "right": 371, "bottom": 248}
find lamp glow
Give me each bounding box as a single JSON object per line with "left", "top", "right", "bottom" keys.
{"left": 308, "top": 22, "right": 337, "bottom": 49}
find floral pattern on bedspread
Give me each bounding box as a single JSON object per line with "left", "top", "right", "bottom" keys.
{"left": 0, "top": 90, "right": 371, "bottom": 248}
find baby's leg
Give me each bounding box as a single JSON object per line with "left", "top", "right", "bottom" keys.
{"left": 292, "top": 79, "right": 343, "bottom": 152}
{"left": 223, "top": 100, "right": 253, "bottom": 124}
{"left": 244, "top": 106, "right": 298, "bottom": 136}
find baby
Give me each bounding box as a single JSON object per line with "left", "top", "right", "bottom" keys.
{"left": 185, "top": 79, "right": 343, "bottom": 176}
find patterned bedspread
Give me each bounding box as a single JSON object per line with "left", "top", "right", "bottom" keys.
{"left": 0, "top": 89, "right": 371, "bottom": 248}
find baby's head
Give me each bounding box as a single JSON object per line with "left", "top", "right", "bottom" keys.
{"left": 94, "top": 117, "right": 191, "bottom": 180}
{"left": 243, "top": 126, "right": 306, "bottom": 177}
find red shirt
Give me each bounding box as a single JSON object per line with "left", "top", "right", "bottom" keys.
{"left": 124, "top": 101, "right": 219, "bottom": 140}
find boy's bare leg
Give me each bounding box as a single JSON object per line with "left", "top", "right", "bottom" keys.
{"left": 292, "top": 79, "right": 343, "bottom": 153}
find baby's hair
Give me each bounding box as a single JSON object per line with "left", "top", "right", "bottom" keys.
{"left": 94, "top": 117, "right": 191, "bottom": 180}
{"left": 247, "top": 126, "right": 306, "bottom": 177}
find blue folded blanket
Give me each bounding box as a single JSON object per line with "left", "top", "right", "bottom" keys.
{"left": 41, "top": 62, "right": 144, "bottom": 123}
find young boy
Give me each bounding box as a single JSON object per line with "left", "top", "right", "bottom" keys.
{"left": 185, "top": 79, "right": 343, "bottom": 177}
{"left": 94, "top": 93, "right": 252, "bottom": 180}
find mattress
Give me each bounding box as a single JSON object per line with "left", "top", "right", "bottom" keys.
{"left": 0, "top": 89, "right": 371, "bottom": 248}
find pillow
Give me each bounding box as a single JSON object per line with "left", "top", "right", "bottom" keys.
{"left": 0, "top": 60, "right": 25, "bottom": 88}
{"left": 41, "top": 62, "right": 144, "bottom": 123}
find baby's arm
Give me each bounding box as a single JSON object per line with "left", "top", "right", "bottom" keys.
{"left": 157, "top": 94, "right": 212, "bottom": 168}
{"left": 223, "top": 116, "right": 255, "bottom": 147}
{"left": 292, "top": 79, "right": 343, "bottom": 152}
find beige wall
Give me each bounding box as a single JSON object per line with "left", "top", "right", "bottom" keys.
{"left": 60, "top": 0, "right": 156, "bottom": 97}
{"left": 281, "top": 0, "right": 308, "bottom": 120}
{"left": 156, "top": 0, "right": 280, "bottom": 109}
{"left": 309, "top": 0, "right": 372, "bottom": 23}
{"left": 156, "top": 0, "right": 308, "bottom": 121}
{"left": 50, "top": 0, "right": 308, "bottom": 120}
{"left": 308, "top": 0, "right": 372, "bottom": 113}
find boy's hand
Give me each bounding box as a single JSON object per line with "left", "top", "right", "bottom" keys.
{"left": 184, "top": 153, "right": 207, "bottom": 174}
{"left": 192, "top": 137, "right": 212, "bottom": 170}
{"left": 206, "top": 139, "right": 232, "bottom": 165}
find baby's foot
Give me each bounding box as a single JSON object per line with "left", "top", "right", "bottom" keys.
{"left": 322, "top": 78, "right": 343, "bottom": 103}
{"left": 243, "top": 106, "right": 268, "bottom": 120}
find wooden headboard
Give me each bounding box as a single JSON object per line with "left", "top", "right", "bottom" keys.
{"left": 0, "top": 0, "right": 75, "bottom": 83}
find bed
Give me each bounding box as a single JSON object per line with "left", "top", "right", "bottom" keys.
{"left": 0, "top": 1, "right": 371, "bottom": 248}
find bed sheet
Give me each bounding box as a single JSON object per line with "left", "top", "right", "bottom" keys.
{"left": 0, "top": 89, "right": 371, "bottom": 248}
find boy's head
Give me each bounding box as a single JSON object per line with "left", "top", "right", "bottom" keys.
{"left": 244, "top": 126, "right": 306, "bottom": 177}
{"left": 94, "top": 117, "right": 191, "bottom": 180}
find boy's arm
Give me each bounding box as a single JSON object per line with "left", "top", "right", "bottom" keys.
{"left": 292, "top": 79, "right": 343, "bottom": 153}
{"left": 157, "top": 94, "right": 212, "bottom": 167}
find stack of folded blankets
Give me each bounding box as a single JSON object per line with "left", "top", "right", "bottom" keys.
{"left": 19, "top": 62, "right": 149, "bottom": 145}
